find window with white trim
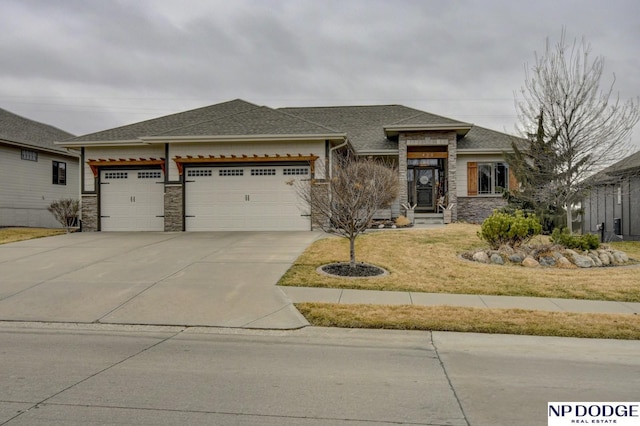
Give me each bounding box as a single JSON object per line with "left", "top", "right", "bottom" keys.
{"left": 478, "top": 162, "right": 508, "bottom": 195}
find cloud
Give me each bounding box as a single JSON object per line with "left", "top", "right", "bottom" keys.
{"left": 0, "top": 0, "right": 638, "bottom": 150}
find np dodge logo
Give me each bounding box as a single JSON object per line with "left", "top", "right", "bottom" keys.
{"left": 548, "top": 402, "right": 640, "bottom": 425}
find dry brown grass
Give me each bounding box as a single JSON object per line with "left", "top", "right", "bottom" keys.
{"left": 0, "top": 227, "right": 65, "bottom": 245}
{"left": 279, "top": 224, "right": 640, "bottom": 302}
{"left": 296, "top": 302, "right": 640, "bottom": 340}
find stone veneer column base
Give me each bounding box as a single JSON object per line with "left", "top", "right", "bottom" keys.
{"left": 164, "top": 184, "right": 184, "bottom": 232}
{"left": 81, "top": 194, "right": 98, "bottom": 232}
{"left": 456, "top": 197, "right": 507, "bottom": 224}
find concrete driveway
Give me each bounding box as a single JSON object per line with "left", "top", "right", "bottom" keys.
{"left": 0, "top": 231, "right": 321, "bottom": 328}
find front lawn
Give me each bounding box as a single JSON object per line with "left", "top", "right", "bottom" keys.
{"left": 279, "top": 224, "right": 640, "bottom": 302}
{"left": 0, "top": 227, "right": 66, "bottom": 245}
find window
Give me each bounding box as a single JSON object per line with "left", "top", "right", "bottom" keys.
{"left": 104, "top": 171, "right": 128, "bottom": 179}
{"left": 283, "top": 168, "right": 309, "bottom": 176}
{"left": 187, "top": 169, "right": 212, "bottom": 177}
{"left": 21, "top": 149, "right": 38, "bottom": 161}
{"left": 137, "top": 171, "right": 162, "bottom": 179}
{"left": 467, "top": 162, "right": 509, "bottom": 195}
{"left": 219, "top": 169, "right": 243, "bottom": 176}
{"left": 52, "top": 161, "right": 66, "bottom": 185}
{"left": 251, "top": 168, "right": 276, "bottom": 176}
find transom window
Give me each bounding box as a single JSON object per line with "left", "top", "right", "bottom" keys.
{"left": 478, "top": 162, "right": 508, "bottom": 195}
{"left": 52, "top": 161, "right": 67, "bottom": 185}
{"left": 137, "top": 171, "right": 162, "bottom": 179}
{"left": 219, "top": 169, "right": 243, "bottom": 176}
{"left": 251, "top": 168, "right": 276, "bottom": 176}
{"left": 187, "top": 169, "right": 212, "bottom": 177}
{"left": 21, "top": 149, "right": 38, "bottom": 161}
{"left": 283, "top": 168, "right": 309, "bottom": 175}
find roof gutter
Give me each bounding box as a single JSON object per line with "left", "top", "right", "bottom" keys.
{"left": 56, "top": 133, "right": 348, "bottom": 148}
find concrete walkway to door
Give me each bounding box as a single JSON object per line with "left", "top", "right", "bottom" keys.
{"left": 0, "top": 231, "right": 322, "bottom": 329}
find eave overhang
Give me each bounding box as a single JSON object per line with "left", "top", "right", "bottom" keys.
{"left": 3, "top": 139, "right": 80, "bottom": 157}
{"left": 56, "top": 133, "right": 347, "bottom": 148}
{"left": 383, "top": 124, "right": 472, "bottom": 138}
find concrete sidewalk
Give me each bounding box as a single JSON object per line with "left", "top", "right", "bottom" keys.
{"left": 281, "top": 286, "right": 640, "bottom": 315}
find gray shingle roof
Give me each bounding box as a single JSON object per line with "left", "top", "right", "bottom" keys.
{"left": 588, "top": 149, "right": 640, "bottom": 184}
{"left": 156, "top": 106, "right": 343, "bottom": 137}
{"left": 457, "top": 125, "right": 518, "bottom": 151}
{"left": 280, "top": 104, "right": 434, "bottom": 151}
{"left": 66, "top": 99, "right": 261, "bottom": 142}
{"left": 0, "top": 107, "right": 75, "bottom": 153}
{"left": 66, "top": 99, "right": 518, "bottom": 152}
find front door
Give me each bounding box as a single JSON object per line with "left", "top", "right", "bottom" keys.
{"left": 412, "top": 167, "right": 436, "bottom": 212}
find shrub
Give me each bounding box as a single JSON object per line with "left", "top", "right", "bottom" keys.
{"left": 550, "top": 228, "right": 600, "bottom": 251}
{"left": 47, "top": 198, "right": 79, "bottom": 232}
{"left": 395, "top": 215, "right": 411, "bottom": 227}
{"left": 478, "top": 210, "right": 542, "bottom": 249}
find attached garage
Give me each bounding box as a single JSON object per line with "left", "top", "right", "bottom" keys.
{"left": 100, "top": 169, "right": 165, "bottom": 231}
{"left": 184, "top": 165, "right": 310, "bottom": 231}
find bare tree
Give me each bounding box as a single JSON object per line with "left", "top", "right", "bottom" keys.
{"left": 297, "top": 154, "right": 399, "bottom": 268}
{"left": 516, "top": 30, "right": 640, "bottom": 231}
{"left": 47, "top": 198, "right": 79, "bottom": 233}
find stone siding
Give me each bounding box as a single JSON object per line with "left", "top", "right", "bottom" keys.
{"left": 164, "top": 184, "right": 184, "bottom": 231}
{"left": 456, "top": 197, "right": 507, "bottom": 223}
{"left": 81, "top": 194, "right": 98, "bottom": 232}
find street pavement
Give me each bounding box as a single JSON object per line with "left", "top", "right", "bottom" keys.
{"left": 1, "top": 323, "right": 638, "bottom": 426}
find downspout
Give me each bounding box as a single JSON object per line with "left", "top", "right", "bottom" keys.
{"left": 329, "top": 138, "right": 349, "bottom": 179}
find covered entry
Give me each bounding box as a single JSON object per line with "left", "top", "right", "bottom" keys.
{"left": 407, "top": 149, "right": 447, "bottom": 212}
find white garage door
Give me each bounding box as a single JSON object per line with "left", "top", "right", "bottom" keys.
{"left": 100, "top": 170, "right": 165, "bottom": 231}
{"left": 185, "top": 165, "right": 310, "bottom": 231}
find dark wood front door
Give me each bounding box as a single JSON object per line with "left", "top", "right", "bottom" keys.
{"left": 411, "top": 167, "right": 436, "bottom": 212}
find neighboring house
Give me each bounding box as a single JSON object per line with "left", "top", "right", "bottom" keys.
{"left": 0, "top": 108, "right": 78, "bottom": 228}
{"left": 59, "top": 99, "right": 516, "bottom": 232}
{"left": 582, "top": 150, "right": 640, "bottom": 241}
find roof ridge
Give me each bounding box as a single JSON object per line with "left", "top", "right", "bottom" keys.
{"left": 276, "top": 108, "right": 343, "bottom": 133}
{"left": 151, "top": 102, "right": 264, "bottom": 136}
{"left": 68, "top": 99, "right": 258, "bottom": 141}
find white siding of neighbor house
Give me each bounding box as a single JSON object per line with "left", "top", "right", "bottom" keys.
{"left": 167, "top": 141, "right": 327, "bottom": 181}
{"left": 83, "top": 145, "right": 165, "bottom": 192}
{"left": 456, "top": 153, "right": 507, "bottom": 197}
{"left": 0, "top": 144, "right": 80, "bottom": 228}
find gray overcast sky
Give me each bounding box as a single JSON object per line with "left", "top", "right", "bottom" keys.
{"left": 1, "top": 0, "right": 639, "bottom": 150}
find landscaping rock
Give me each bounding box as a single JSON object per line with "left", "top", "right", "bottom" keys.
{"left": 539, "top": 256, "right": 557, "bottom": 267}
{"left": 472, "top": 251, "right": 490, "bottom": 264}
{"left": 613, "top": 251, "right": 629, "bottom": 263}
{"left": 587, "top": 253, "right": 603, "bottom": 267}
{"left": 522, "top": 256, "right": 540, "bottom": 268}
{"left": 597, "top": 251, "right": 611, "bottom": 266}
{"left": 508, "top": 253, "right": 524, "bottom": 264}
{"left": 572, "top": 254, "right": 595, "bottom": 268}
{"left": 556, "top": 256, "right": 575, "bottom": 268}
{"left": 464, "top": 245, "right": 632, "bottom": 269}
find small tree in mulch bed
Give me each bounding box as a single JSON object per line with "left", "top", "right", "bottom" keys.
{"left": 296, "top": 154, "right": 399, "bottom": 274}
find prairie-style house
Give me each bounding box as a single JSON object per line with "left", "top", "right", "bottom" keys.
{"left": 59, "top": 99, "right": 516, "bottom": 231}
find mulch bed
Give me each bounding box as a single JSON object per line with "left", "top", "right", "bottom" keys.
{"left": 320, "top": 262, "right": 387, "bottom": 277}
